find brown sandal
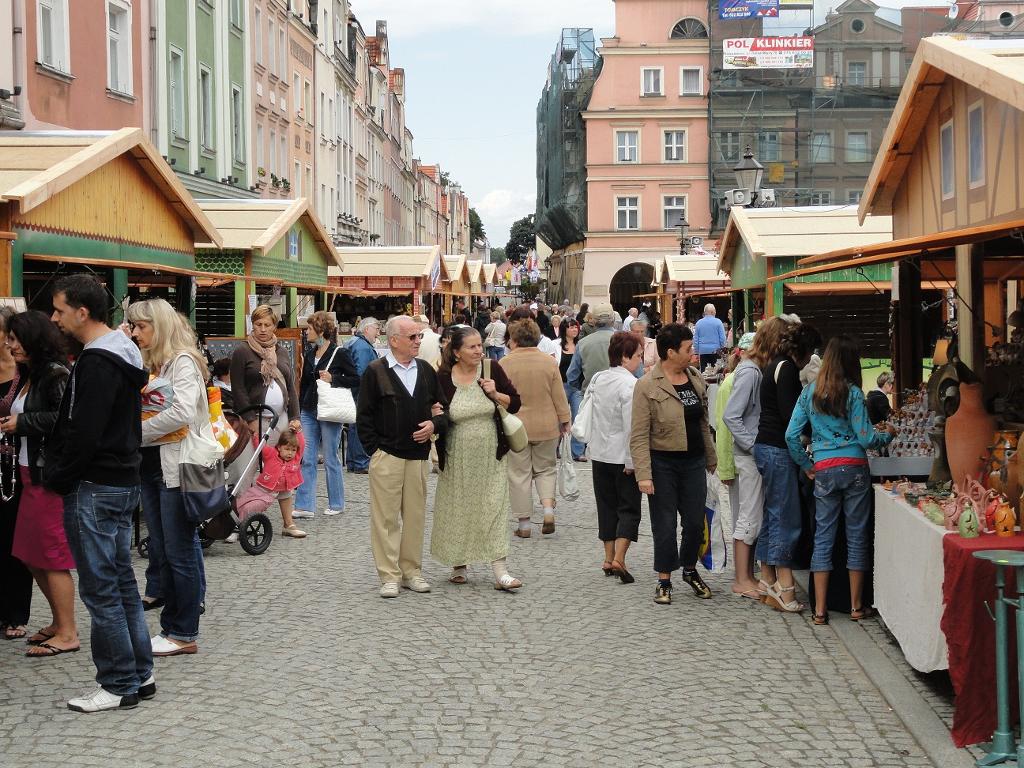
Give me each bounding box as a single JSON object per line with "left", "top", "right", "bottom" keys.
{"left": 812, "top": 612, "right": 829, "bottom": 626}
{"left": 850, "top": 606, "right": 874, "bottom": 621}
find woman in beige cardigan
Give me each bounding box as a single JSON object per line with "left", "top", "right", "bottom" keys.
{"left": 499, "top": 319, "right": 571, "bottom": 537}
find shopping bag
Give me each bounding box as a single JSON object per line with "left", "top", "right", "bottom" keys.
{"left": 179, "top": 427, "right": 229, "bottom": 525}
{"left": 557, "top": 434, "right": 580, "bottom": 501}
{"left": 698, "top": 471, "right": 729, "bottom": 573}
{"left": 570, "top": 372, "right": 602, "bottom": 443}
{"left": 316, "top": 347, "right": 358, "bottom": 423}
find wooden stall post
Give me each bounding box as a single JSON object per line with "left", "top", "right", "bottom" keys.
{"left": 894, "top": 257, "right": 923, "bottom": 397}
{"left": 955, "top": 243, "right": 985, "bottom": 372}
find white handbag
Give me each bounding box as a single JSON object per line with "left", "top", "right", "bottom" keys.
{"left": 315, "top": 346, "right": 357, "bottom": 423}
{"left": 482, "top": 359, "right": 528, "bottom": 452}
{"left": 557, "top": 434, "right": 580, "bottom": 501}
{"left": 571, "top": 372, "right": 600, "bottom": 443}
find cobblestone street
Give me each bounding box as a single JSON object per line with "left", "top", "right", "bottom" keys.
{"left": 1, "top": 464, "right": 933, "bottom": 768}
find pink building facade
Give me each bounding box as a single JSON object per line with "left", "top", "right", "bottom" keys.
{"left": 581, "top": 0, "right": 712, "bottom": 311}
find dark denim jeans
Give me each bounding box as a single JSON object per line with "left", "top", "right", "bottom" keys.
{"left": 143, "top": 510, "right": 206, "bottom": 603}
{"left": 811, "top": 464, "right": 872, "bottom": 573}
{"left": 140, "top": 468, "right": 202, "bottom": 643}
{"left": 63, "top": 481, "right": 152, "bottom": 696}
{"left": 346, "top": 390, "right": 370, "bottom": 472}
{"left": 753, "top": 443, "right": 802, "bottom": 567}
{"left": 564, "top": 384, "right": 585, "bottom": 460}
{"left": 648, "top": 451, "right": 707, "bottom": 572}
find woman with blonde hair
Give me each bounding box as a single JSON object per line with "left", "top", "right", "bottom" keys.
{"left": 127, "top": 298, "right": 210, "bottom": 656}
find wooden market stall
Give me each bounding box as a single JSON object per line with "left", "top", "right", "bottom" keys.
{"left": 441, "top": 254, "right": 470, "bottom": 321}
{"left": 194, "top": 198, "right": 341, "bottom": 338}
{"left": 0, "top": 128, "right": 222, "bottom": 315}
{"left": 328, "top": 245, "right": 444, "bottom": 327}
{"left": 651, "top": 254, "right": 731, "bottom": 325}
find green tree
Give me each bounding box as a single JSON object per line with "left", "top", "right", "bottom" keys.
{"left": 505, "top": 214, "right": 535, "bottom": 264}
{"left": 469, "top": 208, "right": 486, "bottom": 246}
{"left": 489, "top": 246, "right": 507, "bottom": 264}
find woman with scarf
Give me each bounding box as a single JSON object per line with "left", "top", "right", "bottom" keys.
{"left": 230, "top": 305, "right": 303, "bottom": 535}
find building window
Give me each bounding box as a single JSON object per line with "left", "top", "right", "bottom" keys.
{"left": 941, "top": 120, "right": 954, "bottom": 199}
{"left": 293, "top": 74, "right": 301, "bottom": 116}
{"left": 847, "top": 61, "right": 867, "bottom": 86}
{"left": 231, "top": 85, "right": 244, "bottom": 164}
{"left": 37, "top": 0, "right": 70, "bottom": 73}
{"left": 269, "top": 128, "right": 276, "bottom": 174}
{"left": 169, "top": 47, "right": 185, "bottom": 139}
{"left": 229, "top": 0, "right": 243, "bottom": 28}
{"left": 718, "top": 131, "right": 740, "bottom": 162}
{"left": 968, "top": 102, "right": 984, "bottom": 188}
{"left": 759, "top": 131, "right": 780, "bottom": 162}
{"left": 319, "top": 92, "right": 325, "bottom": 136}
{"left": 809, "top": 190, "right": 832, "bottom": 205}
{"left": 304, "top": 80, "right": 312, "bottom": 125}
{"left": 845, "top": 131, "right": 870, "bottom": 163}
{"left": 280, "top": 135, "right": 287, "bottom": 178}
{"left": 616, "top": 196, "right": 639, "bottom": 230}
{"left": 851, "top": 18, "right": 865, "bottom": 33}
{"left": 670, "top": 18, "right": 708, "bottom": 39}
{"left": 663, "top": 196, "right": 687, "bottom": 230}
{"left": 615, "top": 130, "right": 639, "bottom": 163}
{"left": 199, "top": 66, "right": 213, "bottom": 151}
{"left": 278, "top": 28, "right": 286, "bottom": 78}
{"left": 295, "top": 161, "right": 301, "bottom": 194}
{"left": 811, "top": 132, "right": 833, "bottom": 163}
{"left": 256, "top": 123, "right": 264, "bottom": 170}
{"left": 680, "top": 67, "right": 703, "bottom": 96}
{"left": 641, "top": 68, "right": 663, "bottom": 96}
{"left": 106, "top": 2, "right": 132, "bottom": 94}
{"left": 664, "top": 130, "right": 687, "bottom": 162}
{"left": 847, "top": 190, "right": 863, "bottom": 204}
{"left": 255, "top": 8, "right": 262, "bottom": 64}
{"left": 267, "top": 19, "right": 275, "bottom": 75}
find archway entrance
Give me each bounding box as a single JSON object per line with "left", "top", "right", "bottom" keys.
{"left": 609, "top": 262, "right": 655, "bottom": 319}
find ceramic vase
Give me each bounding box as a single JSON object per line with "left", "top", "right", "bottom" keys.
{"left": 959, "top": 500, "right": 981, "bottom": 538}
{"left": 995, "top": 499, "right": 1017, "bottom": 537}
{"left": 945, "top": 383, "right": 996, "bottom": 490}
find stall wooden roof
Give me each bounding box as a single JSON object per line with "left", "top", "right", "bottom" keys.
{"left": 327, "top": 245, "right": 441, "bottom": 279}
{"left": 195, "top": 198, "right": 338, "bottom": 266}
{"left": 482, "top": 263, "right": 496, "bottom": 284}
{"left": 466, "top": 259, "right": 483, "bottom": 284}
{"left": 718, "top": 205, "right": 893, "bottom": 272}
{"left": 443, "top": 254, "right": 469, "bottom": 283}
{"left": 0, "top": 127, "right": 221, "bottom": 246}
{"left": 860, "top": 37, "right": 1024, "bottom": 222}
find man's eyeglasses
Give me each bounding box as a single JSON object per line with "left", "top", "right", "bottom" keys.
{"left": 404, "top": 332, "right": 424, "bottom": 342}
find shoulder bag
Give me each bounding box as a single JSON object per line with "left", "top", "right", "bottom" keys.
{"left": 316, "top": 346, "right": 357, "bottom": 423}
{"left": 571, "top": 371, "right": 601, "bottom": 443}
{"left": 482, "top": 359, "right": 527, "bottom": 453}
{"left": 179, "top": 361, "right": 229, "bottom": 524}
{"left": 556, "top": 433, "right": 580, "bottom": 501}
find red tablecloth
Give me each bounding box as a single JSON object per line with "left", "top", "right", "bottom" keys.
{"left": 941, "top": 532, "right": 1024, "bottom": 747}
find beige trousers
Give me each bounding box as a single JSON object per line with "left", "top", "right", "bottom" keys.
{"left": 506, "top": 437, "right": 559, "bottom": 520}
{"left": 369, "top": 450, "right": 428, "bottom": 583}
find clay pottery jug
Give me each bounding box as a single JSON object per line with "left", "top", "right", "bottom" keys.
{"left": 939, "top": 496, "right": 962, "bottom": 530}
{"left": 958, "top": 500, "right": 981, "bottom": 538}
{"left": 946, "top": 383, "right": 996, "bottom": 490}
{"left": 995, "top": 498, "right": 1017, "bottom": 537}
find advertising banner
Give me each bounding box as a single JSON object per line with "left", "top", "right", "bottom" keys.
{"left": 723, "top": 37, "right": 814, "bottom": 69}
{"left": 778, "top": 0, "right": 814, "bottom": 8}
{"left": 719, "top": 0, "right": 778, "bottom": 19}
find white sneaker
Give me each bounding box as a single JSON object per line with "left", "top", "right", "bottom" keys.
{"left": 401, "top": 575, "right": 431, "bottom": 593}
{"left": 67, "top": 687, "right": 139, "bottom": 713}
{"left": 323, "top": 508, "right": 343, "bottom": 516}
{"left": 139, "top": 675, "right": 156, "bottom": 700}
{"left": 292, "top": 509, "right": 314, "bottom": 519}
{"left": 225, "top": 532, "right": 239, "bottom": 544}
{"left": 380, "top": 582, "right": 400, "bottom": 598}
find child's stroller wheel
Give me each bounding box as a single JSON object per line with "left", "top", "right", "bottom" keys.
{"left": 137, "top": 536, "right": 150, "bottom": 560}
{"left": 239, "top": 513, "right": 273, "bottom": 556}
{"left": 200, "top": 535, "right": 215, "bottom": 550}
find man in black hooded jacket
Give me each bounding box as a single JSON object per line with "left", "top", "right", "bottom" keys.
{"left": 46, "top": 274, "right": 154, "bottom": 714}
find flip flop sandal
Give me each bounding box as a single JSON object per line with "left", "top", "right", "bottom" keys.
{"left": 4, "top": 625, "right": 27, "bottom": 640}
{"left": 26, "top": 642, "right": 80, "bottom": 658}
{"left": 732, "top": 589, "right": 762, "bottom": 600}
{"left": 449, "top": 574, "right": 468, "bottom": 584}
{"left": 494, "top": 574, "right": 523, "bottom": 592}
{"left": 26, "top": 629, "right": 55, "bottom": 646}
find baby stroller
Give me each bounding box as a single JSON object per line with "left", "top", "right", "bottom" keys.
{"left": 199, "top": 404, "right": 280, "bottom": 556}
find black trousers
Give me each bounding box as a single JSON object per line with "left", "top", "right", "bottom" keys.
{"left": 0, "top": 483, "right": 32, "bottom": 627}
{"left": 649, "top": 451, "right": 707, "bottom": 573}
{"left": 592, "top": 460, "right": 642, "bottom": 542}
{"left": 699, "top": 353, "right": 719, "bottom": 371}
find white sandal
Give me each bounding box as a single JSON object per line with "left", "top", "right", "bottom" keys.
{"left": 494, "top": 574, "right": 523, "bottom": 592}
{"left": 766, "top": 582, "right": 804, "bottom": 613}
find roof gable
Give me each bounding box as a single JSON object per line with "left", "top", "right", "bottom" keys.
{"left": 327, "top": 245, "right": 441, "bottom": 279}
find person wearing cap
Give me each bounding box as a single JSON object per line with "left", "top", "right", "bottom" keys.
{"left": 345, "top": 316, "right": 381, "bottom": 474}
{"left": 694, "top": 304, "right": 727, "bottom": 371}
{"left": 415, "top": 314, "right": 442, "bottom": 369}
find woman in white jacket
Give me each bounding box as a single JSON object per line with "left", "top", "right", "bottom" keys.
{"left": 127, "top": 299, "right": 211, "bottom": 658}
{"left": 586, "top": 331, "right": 645, "bottom": 583}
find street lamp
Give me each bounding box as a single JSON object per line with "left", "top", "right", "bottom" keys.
{"left": 733, "top": 146, "right": 764, "bottom": 198}
{"left": 678, "top": 217, "right": 690, "bottom": 256}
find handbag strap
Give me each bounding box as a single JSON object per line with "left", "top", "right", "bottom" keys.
{"left": 319, "top": 345, "right": 340, "bottom": 379}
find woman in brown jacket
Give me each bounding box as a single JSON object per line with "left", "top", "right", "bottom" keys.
{"left": 230, "top": 304, "right": 301, "bottom": 440}
{"left": 500, "top": 319, "right": 571, "bottom": 537}
{"left": 630, "top": 323, "right": 718, "bottom": 606}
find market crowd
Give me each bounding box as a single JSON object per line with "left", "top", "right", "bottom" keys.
{"left": 0, "top": 277, "right": 897, "bottom": 713}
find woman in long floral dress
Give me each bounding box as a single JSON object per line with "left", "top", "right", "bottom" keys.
{"left": 432, "top": 326, "right": 523, "bottom": 591}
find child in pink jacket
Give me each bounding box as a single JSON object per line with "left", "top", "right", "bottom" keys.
{"left": 256, "top": 428, "right": 307, "bottom": 538}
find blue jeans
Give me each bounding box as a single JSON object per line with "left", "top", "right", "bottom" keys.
{"left": 143, "top": 506, "right": 206, "bottom": 604}
{"left": 811, "top": 464, "right": 872, "bottom": 573}
{"left": 140, "top": 469, "right": 203, "bottom": 643}
{"left": 62, "top": 481, "right": 152, "bottom": 696}
{"left": 486, "top": 346, "right": 506, "bottom": 361}
{"left": 346, "top": 390, "right": 369, "bottom": 471}
{"left": 753, "top": 443, "right": 802, "bottom": 567}
{"left": 297, "top": 409, "right": 344, "bottom": 511}
{"left": 565, "top": 384, "right": 585, "bottom": 460}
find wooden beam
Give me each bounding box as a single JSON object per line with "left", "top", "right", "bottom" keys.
{"left": 894, "top": 257, "right": 923, "bottom": 398}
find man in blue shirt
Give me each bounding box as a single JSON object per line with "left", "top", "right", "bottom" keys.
{"left": 345, "top": 317, "right": 381, "bottom": 473}
{"left": 693, "top": 303, "right": 726, "bottom": 371}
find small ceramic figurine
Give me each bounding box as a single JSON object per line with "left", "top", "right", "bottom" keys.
{"left": 941, "top": 496, "right": 963, "bottom": 530}
{"left": 959, "top": 500, "right": 981, "bottom": 538}
{"left": 994, "top": 497, "right": 1017, "bottom": 537}
{"left": 985, "top": 493, "right": 1002, "bottom": 532}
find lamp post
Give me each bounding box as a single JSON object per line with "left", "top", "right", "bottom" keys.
{"left": 678, "top": 217, "right": 690, "bottom": 256}
{"left": 733, "top": 145, "right": 764, "bottom": 201}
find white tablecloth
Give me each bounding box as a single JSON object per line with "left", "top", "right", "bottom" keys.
{"left": 873, "top": 486, "right": 951, "bottom": 672}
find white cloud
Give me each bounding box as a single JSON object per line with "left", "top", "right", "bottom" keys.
{"left": 351, "top": 0, "right": 615, "bottom": 39}
{"left": 474, "top": 188, "right": 536, "bottom": 246}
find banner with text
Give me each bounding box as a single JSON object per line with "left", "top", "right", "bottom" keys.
{"left": 719, "top": 0, "right": 778, "bottom": 18}
{"left": 723, "top": 37, "right": 814, "bottom": 69}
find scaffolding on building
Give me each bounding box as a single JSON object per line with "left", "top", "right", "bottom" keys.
{"left": 535, "top": 28, "right": 599, "bottom": 252}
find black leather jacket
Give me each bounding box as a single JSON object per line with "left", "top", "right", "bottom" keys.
{"left": 16, "top": 363, "right": 69, "bottom": 484}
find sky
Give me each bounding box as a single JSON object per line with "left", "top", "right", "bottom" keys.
{"left": 351, "top": 0, "right": 946, "bottom": 249}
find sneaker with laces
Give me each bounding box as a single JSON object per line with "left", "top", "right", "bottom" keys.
{"left": 654, "top": 583, "right": 672, "bottom": 605}
{"left": 291, "top": 509, "right": 314, "bottom": 519}
{"left": 67, "top": 687, "right": 139, "bottom": 713}
{"left": 401, "top": 575, "right": 431, "bottom": 593}
{"left": 323, "top": 508, "right": 343, "bottom": 516}
{"left": 683, "top": 569, "right": 713, "bottom": 599}
{"left": 139, "top": 676, "right": 156, "bottom": 701}
{"left": 379, "top": 582, "right": 400, "bottom": 598}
